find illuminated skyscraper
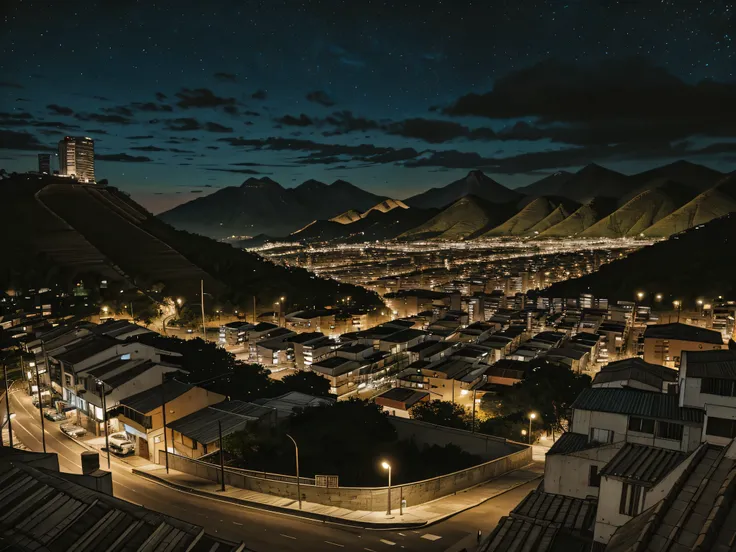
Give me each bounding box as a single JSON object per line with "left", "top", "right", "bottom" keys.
{"left": 58, "top": 136, "right": 95, "bottom": 182}
{"left": 37, "top": 153, "right": 51, "bottom": 174}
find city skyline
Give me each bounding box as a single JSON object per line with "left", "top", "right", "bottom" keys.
{"left": 1, "top": 1, "right": 734, "bottom": 212}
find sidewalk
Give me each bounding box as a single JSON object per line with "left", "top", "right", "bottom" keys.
{"left": 132, "top": 461, "right": 544, "bottom": 529}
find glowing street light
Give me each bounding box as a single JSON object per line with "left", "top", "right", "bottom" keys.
{"left": 381, "top": 461, "right": 392, "bottom": 515}
{"left": 636, "top": 291, "right": 644, "bottom": 300}
{"left": 655, "top": 294, "right": 663, "bottom": 302}
{"left": 528, "top": 413, "right": 536, "bottom": 445}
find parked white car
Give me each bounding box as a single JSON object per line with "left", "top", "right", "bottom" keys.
{"left": 60, "top": 423, "right": 87, "bottom": 438}
{"left": 108, "top": 432, "right": 135, "bottom": 455}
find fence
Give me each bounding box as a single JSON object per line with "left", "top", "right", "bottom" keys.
{"left": 160, "top": 444, "right": 532, "bottom": 511}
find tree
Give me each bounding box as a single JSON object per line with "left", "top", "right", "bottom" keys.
{"left": 410, "top": 400, "right": 470, "bottom": 430}
{"left": 280, "top": 371, "right": 332, "bottom": 397}
{"left": 486, "top": 360, "right": 591, "bottom": 434}
{"left": 478, "top": 413, "right": 543, "bottom": 443}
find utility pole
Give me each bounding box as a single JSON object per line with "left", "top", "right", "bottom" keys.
{"left": 200, "top": 279, "right": 207, "bottom": 341}
{"left": 35, "top": 349, "right": 46, "bottom": 454}
{"left": 218, "top": 420, "right": 225, "bottom": 492}
{"left": 100, "top": 382, "right": 110, "bottom": 469}
{"left": 252, "top": 296, "right": 256, "bottom": 324}
{"left": 161, "top": 372, "right": 169, "bottom": 473}
{"left": 3, "top": 363, "right": 13, "bottom": 448}
{"left": 471, "top": 388, "right": 477, "bottom": 433}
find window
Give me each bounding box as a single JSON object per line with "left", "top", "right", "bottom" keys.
{"left": 588, "top": 465, "right": 601, "bottom": 488}
{"left": 589, "top": 428, "right": 614, "bottom": 444}
{"left": 656, "top": 421, "right": 684, "bottom": 441}
{"left": 628, "top": 417, "right": 655, "bottom": 434}
{"left": 701, "top": 378, "right": 736, "bottom": 397}
{"left": 619, "top": 483, "right": 644, "bottom": 516}
{"left": 706, "top": 417, "right": 736, "bottom": 439}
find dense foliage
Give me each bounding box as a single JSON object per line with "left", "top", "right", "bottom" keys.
{"left": 410, "top": 399, "right": 471, "bottom": 430}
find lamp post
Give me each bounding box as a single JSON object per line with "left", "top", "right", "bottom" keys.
{"left": 97, "top": 380, "right": 110, "bottom": 469}
{"left": 3, "top": 363, "right": 13, "bottom": 448}
{"left": 381, "top": 461, "right": 392, "bottom": 515}
{"left": 697, "top": 299, "right": 704, "bottom": 316}
{"left": 528, "top": 413, "right": 536, "bottom": 445}
{"left": 286, "top": 434, "right": 301, "bottom": 509}
{"left": 34, "top": 358, "right": 46, "bottom": 453}
{"left": 673, "top": 300, "right": 681, "bottom": 323}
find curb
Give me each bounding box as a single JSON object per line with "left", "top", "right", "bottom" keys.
{"left": 131, "top": 468, "right": 428, "bottom": 530}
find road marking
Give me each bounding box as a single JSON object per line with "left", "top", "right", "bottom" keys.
{"left": 364, "top": 548, "right": 378, "bottom": 551}
{"left": 397, "top": 532, "right": 405, "bottom": 536}
{"left": 380, "top": 539, "right": 396, "bottom": 546}
{"left": 325, "top": 541, "right": 345, "bottom": 547}
{"left": 421, "top": 534, "right": 442, "bottom": 541}
{"left": 280, "top": 534, "right": 296, "bottom": 539}
{"left": 233, "top": 521, "right": 243, "bottom": 526}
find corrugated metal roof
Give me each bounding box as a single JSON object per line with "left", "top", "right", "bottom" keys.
{"left": 571, "top": 388, "right": 704, "bottom": 423}
{"left": 167, "top": 400, "right": 274, "bottom": 444}
{"left": 0, "top": 455, "right": 244, "bottom": 551}
{"left": 120, "top": 380, "right": 193, "bottom": 414}
{"left": 512, "top": 490, "right": 597, "bottom": 535}
{"left": 684, "top": 349, "right": 736, "bottom": 379}
{"left": 54, "top": 336, "right": 119, "bottom": 365}
{"left": 592, "top": 358, "right": 677, "bottom": 388}
{"left": 546, "top": 432, "right": 592, "bottom": 456}
{"left": 600, "top": 443, "right": 687, "bottom": 487}
{"left": 643, "top": 322, "right": 724, "bottom": 345}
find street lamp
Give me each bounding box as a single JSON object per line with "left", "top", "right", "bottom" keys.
{"left": 286, "top": 434, "right": 301, "bottom": 509}
{"left": 528, "top": 413, "right": 536, "bottom": 445}
{"left": 381, "top": 460, "right": 392, "bottom": 515}
{"left": 97, "top": 380, "right": 110, "bottom": 469}
{"left": 655, "top": 294, "right": 663, "bottom": 302}
{"left": 176, "top": 297, "right": 183, "bottom": 306}
{"left": 673, "top": 300, "right": 681, "bottom": 322}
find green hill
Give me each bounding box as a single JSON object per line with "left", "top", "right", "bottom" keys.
{"left": 537, "top": 197, "right": 618, "bottom": 238}
{"left": 526, "top": 200, "right": 580, "bottom": 236}
{"left": 400, "top": 195, "right": 514, "bottom": 240}
{"left": 643, "top": 174, "right": 736, "bottom": 237}
{"left": 580, "top": 180, "right": 696, "bottom": 238}
{"left": 482, "top": 197, "right": 564, "bottom": 237}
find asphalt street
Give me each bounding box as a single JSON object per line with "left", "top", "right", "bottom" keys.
{"left": 8, "top": 385, "right": 535, "bottom": 552}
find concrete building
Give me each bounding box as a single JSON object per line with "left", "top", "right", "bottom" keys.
{"left": 288, "top": 332, "right": 335, "bottom": 370}
{"left": 310, "top": 356, "right": 361, "bottom": 396}
{"left": 58, "top": 136, "right": 95, "bottom": 182}
{"left": 642, "top": 322, "right": 724, "bottom": 368}
{"left": 37, "top": 153, "right": 50, "bottom": 174}
{"left": 115, "top": 380, "right": 226, "bottom": 462}
{"left": 255, "top": 391, "right": 334, "bottom": 420}
{"left": 374, "top": 387, "right": 429, "bottom": 418}
{"left": 218, "top": 320, "right": 254, "bottom": 346}
{"left": 592, "top": 357, "right": 678, "bottom": 392}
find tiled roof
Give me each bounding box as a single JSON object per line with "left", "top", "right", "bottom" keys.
{"left": 643, "top": 322, "right": 724, "bottom": 345}
{"left": 0, "top": 453, "right": 244, "bottom": 551}
{"left": 513, "top": 490, "right": 597, "bottom": 535}
{"left": 601, "top": 443, "right": 687, "bottom": 487}
{"left": 571, "top": 388, "right": 704, "bottom": 423}
{"left": 684, "top": 349, "right": 736, "bottom": 379}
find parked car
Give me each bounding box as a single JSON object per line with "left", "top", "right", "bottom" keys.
{"left": 108, "top": 432, "right": 135, "bottom": 455}
{"left": 60, "top": 423, "right": 87, "bottom": 438}
{"left": 43, "top": 409, "right": 66, "bottom": 422}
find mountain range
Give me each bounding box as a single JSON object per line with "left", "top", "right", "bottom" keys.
{"left": 160, "top": 161, "right": 731, "bottom": 243}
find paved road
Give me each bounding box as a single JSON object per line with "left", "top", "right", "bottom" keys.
{"left": 8, "top": 386, "right": 535, "bottom": 552}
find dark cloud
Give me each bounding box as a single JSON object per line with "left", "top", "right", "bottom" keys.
{"left": 385, "top": 118, "right": 495, "bottom": 143}
{"left": 163, "top": 117, "right": 201, "bottom": 131}
{"left": 131, "top": 145, "right": 167, "bottom": 152}
{"left": 444, "top": 58, "right": 736, "bottom": 143}
{"left": 85, "top": 129, "right": 108, "bottom": 135}
{"left": 169, "top": 148, "right": 195, "bottom": 153}
{"left": 306, "top": 90, "right": 336, "bottom": 107}
{"left": 0, "top": 130, "right": 54, "bottom": 151}
{"left": 214, "top": 72, "right": 237, "bottom": 82}
{"left": 204, "top": 122, "right": 233, "bottom": 133}
{"left": 127, "top": 135, "right": 154, "bottom": 139}
{"left": 131, "top": 102, "right": 173, "bottom": 112}
{"left": 103, "top": 106, "right": 135, "bottom": 117}
{"left": 155, "top": 92, "right": 167, "bottom": 101}
{"left": 0, "top": 81, "right": 24, "bottom": 89}
{"left": 47, "top": 104, "right": 74, "bottom": 116}
{"left": 275, "top": 114, "right": 314, "bottom": 127}
{"left": 223, "top": 105, "right": 239, "bottom": 115}
{"left": 76, "top": 113, "right": 133, "bottom": 125}
{"left": 322, "top": 110, "right": 380, "bottom": 134}
{"left": 96, "top": 153, "right": 153, "bottom": 162}
{"left": 206, "top": 146, "right": 219, "bottom": 150}
{"left": 243, "top": 110, "right": 261, "bottom": 117}
{"left": 218, "top": 136, "right": 419, "bottom": 165}
{"left": 251, "top": 89, "right": 267, "bottom": 100}
{"left": 205, "top": 168, "right": 263, "bottom": 174}
{"left": 175, "top": 88, "right": 237, "bottom": 109}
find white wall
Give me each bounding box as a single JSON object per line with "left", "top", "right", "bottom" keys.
{"left": 544, "top": 442, "right": 622, "bottom": 499}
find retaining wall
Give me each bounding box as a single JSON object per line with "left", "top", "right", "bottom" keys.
{"left": 161, "top": 444, "right": 532, "bottom": 511}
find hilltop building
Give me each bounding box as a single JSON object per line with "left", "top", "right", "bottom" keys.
{"left": 58, "top": 136, "right": 95, "bottom": 182}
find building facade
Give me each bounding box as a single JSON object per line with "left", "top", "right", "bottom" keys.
{"left": 58, "top": 136, "right": 95, "bottom": 182}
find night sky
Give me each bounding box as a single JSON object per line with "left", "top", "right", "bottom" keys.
{"left": 1, "top": 0, "right": 734, "bottom": 213}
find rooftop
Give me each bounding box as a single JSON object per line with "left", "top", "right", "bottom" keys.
{"left": 546, "top": 347, "right": 587, "bottom": 360}
{"left": 380, "top": 328, "right": 427, "bottom": 343}
{"left": 546, "top": 432, "right": 595, "bottom": 456}
{"left": 167, "top": 400, "right": 274, "bottom": 444}
{"left": 571, "top": 388, "right": 704, "bottom": 423}
{"left": 287, "top": 331, "right": 325, "bottom": 344}
{"left": 251, "top": 322, "right": 278, "bottom": 332}
{"left": 53, "top": 335, "right": 118, "bottom": 364}
{"left": 600, "top": 443, "right": 688, "bottom": 487}
{"left": 684, "top": 349, "right": 736, "bottom": 379}
{"left": 120, "top": 379, "right": 194, "bottom": 414}
{"left": 643, "top": 322, "right": 724, "bottom": 345}
{"left": 593, "top": 357, "right": 678, "bottom": 388}
{"left": 375, "top": 387, "right": 429, "bottom": 407}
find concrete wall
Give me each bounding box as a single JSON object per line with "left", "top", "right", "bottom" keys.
{"left": 544, "top": 442, "right": 623, "bottom": 499}
{"left": 387, "top": 417, "right": 524, "bottom": 460}
{"left": 161, "top": 444, "right": 532, "bottom": 511}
